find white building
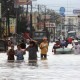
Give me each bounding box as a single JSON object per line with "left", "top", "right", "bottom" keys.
{"left": 62, "top": 15, "right": 79, "bottom": 38}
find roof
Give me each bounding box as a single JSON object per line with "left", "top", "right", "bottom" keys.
{"left": 68, "top": 31, "right": 76, "bottom": 33}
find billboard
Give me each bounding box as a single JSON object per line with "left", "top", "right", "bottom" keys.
{"left": 9, "top": 18, "right": 16, "bottom": 34}
{"left": 15, "top": 0, "right": 32, "bottom": 5}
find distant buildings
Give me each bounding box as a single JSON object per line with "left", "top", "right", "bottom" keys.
{"left": 57, "top": 15, "right": 80, "bottom": 38}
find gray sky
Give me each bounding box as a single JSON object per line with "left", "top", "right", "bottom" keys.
{"left": 33, "top": 0, "right": 80, "bottom": 15}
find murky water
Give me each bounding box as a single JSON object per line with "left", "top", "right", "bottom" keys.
{"left": 0, "top": 43, "right": 80, "bottom": 80}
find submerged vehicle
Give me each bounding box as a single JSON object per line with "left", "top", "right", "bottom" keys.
{"left": 32, "top": 31, "right": 49, "bottom": 44}
{"left": 68, "top": 31, "right": 76, "bottom": 38}
{"left": 67, "top": 30, "right": 80, "bottom": 39}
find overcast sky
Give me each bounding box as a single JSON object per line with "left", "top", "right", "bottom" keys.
{"left": 33, "top": 0, "right": 80, "bottom": 15}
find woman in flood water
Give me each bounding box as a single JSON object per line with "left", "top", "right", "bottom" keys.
{"left": 7, "top": 44, "right": 15, "bottom": 62}
{"left": 15, "top": 44, "right": 25, "bottom": 61}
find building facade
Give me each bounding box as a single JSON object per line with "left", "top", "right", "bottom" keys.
{"left": 62, "top": 15, "right": 79, "bottom": 38}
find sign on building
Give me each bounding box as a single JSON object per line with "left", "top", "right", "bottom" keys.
{"left": 60, "top": 7, "right": 65, "bottom": 13}
{"left": 46, "top": 23, "right": 56, "bottom": 28}
{"left": 41, "top": 15, "right": 51, "bottom": 20}
{"left": 73, "top": 9, "right": 80, "bottom": 14}
{"left": 59, "top": 7, "right": 65, "bottom": 17}
{"left": 4, "top": 18, "right": 16, "bottom": 34}
{"left": 10, "top": 18, "right": 16, "bottom": 34}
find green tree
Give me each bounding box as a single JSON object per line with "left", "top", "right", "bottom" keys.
{"left": 1, "top": 0, "right": 16, "bottom": 17}
{"left": 42, "top": 9, "right": 62, "bottom": 26}
{"left": 48, "top": 9, "right": 62, "bottom": 25}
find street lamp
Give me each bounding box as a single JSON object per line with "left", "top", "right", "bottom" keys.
{"left": 7, "top": 8, "right": 10, "bottom": 37}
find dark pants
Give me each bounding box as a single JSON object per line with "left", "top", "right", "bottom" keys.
{"left": 28, "top": 60, "right": 37, "bottom": 66}
{"left": 41, "top": 54, "right": 47, "bottom": 59}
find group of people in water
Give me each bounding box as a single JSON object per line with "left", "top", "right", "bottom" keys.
{"left": 52, "top": 37, "right": 73, "bottom": 53}
{"left": 7, "top": 37, "right": 49, "bottom": 64}
{"left": 52, "top": 37, "right": 80, "bottom": 54}
{"left": 4, "top": 34, "right": 80, "bottom": 65}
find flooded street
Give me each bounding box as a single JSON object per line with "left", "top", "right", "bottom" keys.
{"left": 1, "top": 0, "right": 80, "bottom": 79}
{"left": 0, "top": 43, "right": 80, "bottom": 80}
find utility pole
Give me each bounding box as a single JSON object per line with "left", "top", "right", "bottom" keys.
{"left": 26, "top": 0, "right": 28, "bottom": 16}
{"left": 0, "top": 0, "right": 1, "bottom": 38}
{"left": 43, "top": 6, "right": 50, "bottom": 41}
{"left": 37, "top": 4, "right": 40, "bottom": 29}
{"left": 44, "top": 6, "right": 46, "bottom": 29}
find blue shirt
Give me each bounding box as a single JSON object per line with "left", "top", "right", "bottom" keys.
{"left": 15, "top": 50, "right": 24, "bottom": 60}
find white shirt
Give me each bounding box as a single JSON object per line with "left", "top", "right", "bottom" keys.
{"left": 74, "top": 44, "right": 80, "bottom": 54}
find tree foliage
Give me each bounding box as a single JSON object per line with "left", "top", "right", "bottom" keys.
{"left": 42, "top": 9, "right": 62, "bottom": 25}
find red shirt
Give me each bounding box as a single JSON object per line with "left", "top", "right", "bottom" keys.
{"left": 68, "top": 37, "right": 73, "bottom": 43}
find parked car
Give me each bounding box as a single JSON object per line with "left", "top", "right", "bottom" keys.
{"left": 32, "top": 31, "right": 49, "bottom": 44}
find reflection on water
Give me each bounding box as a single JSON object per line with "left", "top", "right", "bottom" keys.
{"left": 39, "top": 59, "right": 49, "bottom": 69}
